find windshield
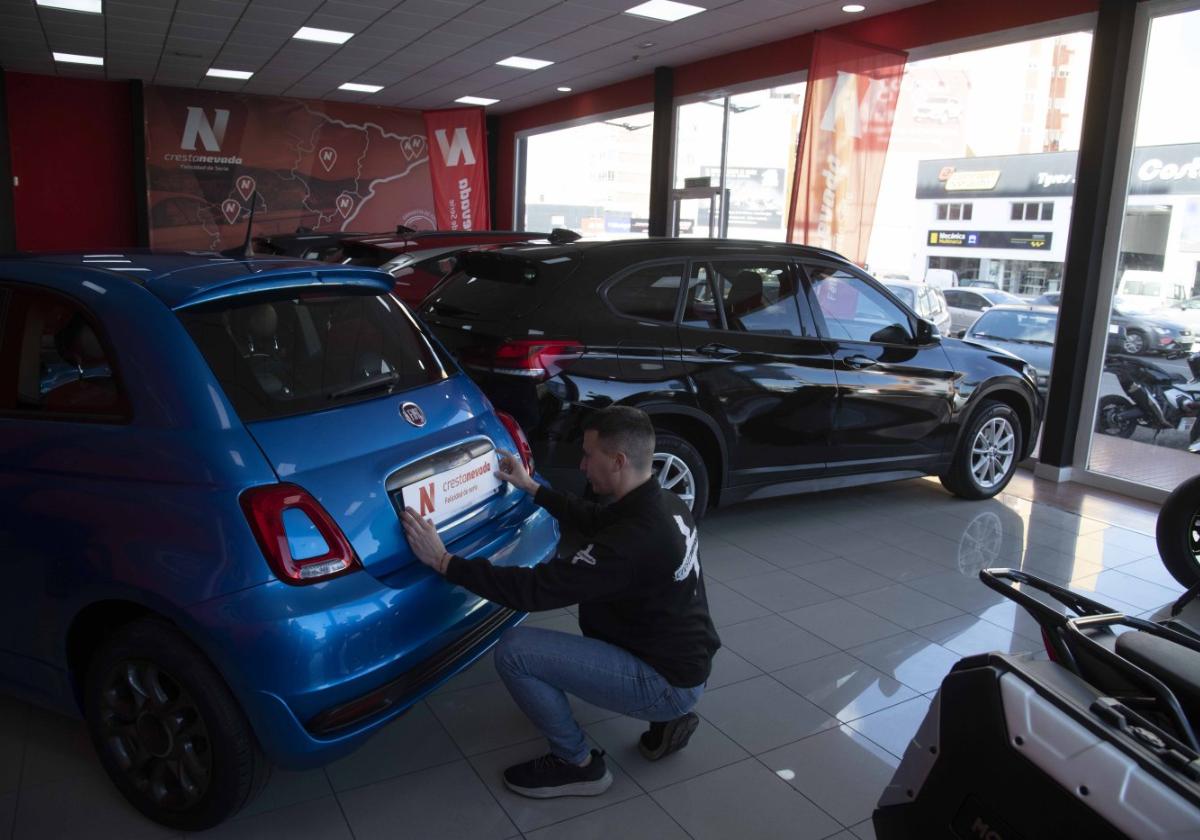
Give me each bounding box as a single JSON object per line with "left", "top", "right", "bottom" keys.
{"left": 970, "top": 309, "right": 1057, "bottom": 343}
{"left": 178, "top": 289, "right": 452, "bottom": 422}
{"left": 885, "top": 285, "right": 915, "bottom": 308}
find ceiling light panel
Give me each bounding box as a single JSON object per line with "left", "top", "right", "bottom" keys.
{"left": 338, "top": 82, "right": 384, "bottom": 93}
{"left": 37, "top": 0, "right": 102, "bottom": 12}
{"left": 496, "top": 56, "right": 554, "bottom": 70}
{"left": 207, "top": 67, "right": 253, "bottom": 79}
{"left": 293, "top": 26, "right": 355, "bottom": 44}
{"left": 623, "top": 0, "right": 706, "bottom": 22}
{"left": 53, "top": 52, "right": 103, "bottom": 65}
{"left": 456, "top": 96, "right": 499, "bottom": 106}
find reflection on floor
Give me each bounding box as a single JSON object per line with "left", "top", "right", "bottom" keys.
{"left": 0, "top": 470, "right": 1184, "bottom": 839}
{"left": 1088, "top": 431, "right": 1199, "bottom": 492}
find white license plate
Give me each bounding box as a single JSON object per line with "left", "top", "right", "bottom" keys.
{"left": 401, "top": 452, "right": 502, "bottom": 526}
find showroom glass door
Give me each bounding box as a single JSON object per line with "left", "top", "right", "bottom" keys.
{"left": 1082, "top": 0, "right": 1200, "bottom": 496}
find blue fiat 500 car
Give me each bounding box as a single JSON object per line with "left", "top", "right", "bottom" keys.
{"left": 0, "top": 253, "right": 558, "bottom": 829}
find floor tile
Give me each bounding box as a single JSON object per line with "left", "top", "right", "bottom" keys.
{"left": 427, "top": 681, "right": 545, "bottom": 756}
{"left": 431, "top": 651, "right": 502, "bottom": 695}
{"left": 705, "top": 580, "right": 773, "bottom": 628}
{"left": 780, "top": 600, "right": 906, "bottom": 649}
{"left": 19, "top": 707, "right": 101, "bottom": 788}
{"left": 849, "top": 585, "right": 964, "bottom": 630}
{"left": 704, "top": 647, "right": 763, "bottom": 689}
{"left": 903, "top": 571, "right": 1012, "bottom": 614}
{"left": 789, "top": 558, "right": 893, "bottom": 596}
{"left": 853, "top": 817, "right": 879, "bottom": 839}
{"left": 652, "top": 759, "right": 841, "bottom": 840}
{"left": 324, "top": 701, "right": 463, "bottom": 792}
{"left": 524, "top": 795, "right": 690, "bottom": 840}
{"left": 467, "top": 739, "right": 643, "bottom": 833}
{"left": 717, "top": 614, "right": 839, "bottom": 672}
{"left": 761, "top": 725, "right": 898, "bottom": 826}
{"left": 725, "top": 571, "right": 838, "bottom": 613}
{"left": 913, "top": 614, "right": 1038, "bottom": 657}
{"left": 848, "top": 634, "right": 962, "bottom": 694}
{"left": 698, "top": 675, "right": 836, "bottom": 755}
{"left": 840, "top": 545, "right": 948, "bottom": 583}
{"left": 338, "top": 759, "right": 516, "bottom": 839}
{"left": 586, "top": 713, "right": 749, "bottom": 792}
{"left": 1069, "top": 569, "right": 1182, "bottom": 611}
{"left": 845, "top": 695, "right": 934, "bottom": 759}
{"left": 729, "top": 530, "right": 837, "bottom": 568}
{"left": 198, "top": 796, "right": 352, "bottom": 840}
{"left": 13, "top": 771, "right": 175, "bottom": 840}
{"left": 790, "top": 528, "right": 890, "bottom": 557}
{"left": 236, "top": 767, "right": 332, "bottom": 821}
{"left": 1118, "top": 555, "right": 1186, "bottom": 590}
{"left": 772, "top": 652, "right": 919, "bottom": 723}
{"left": 698, "top": 538, "right": 782, "bottom": 582}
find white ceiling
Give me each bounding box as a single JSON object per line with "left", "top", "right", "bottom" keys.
{"left": 0, "top": 0, "right": 927, "bottom": 114}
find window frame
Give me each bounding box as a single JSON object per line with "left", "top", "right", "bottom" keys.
{"left": 599, "top": 258, "right": 690, "bottom": 325}
{"left": 0, "top": 280, "right": 133, "bottom": 425}
{"left": 682, "top": 257, "right": 809, "bottom": 338}
{"left": 797, "top": 261, "right": 919, "bottom": 346}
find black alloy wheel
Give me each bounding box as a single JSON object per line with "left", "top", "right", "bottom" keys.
{"left": 652, "top": 432, "right": 710, "bottom": 519}
{"left": 1095, "top": 395, "right": 1139, "bottom": 438}
{"left": 1123, "top": 329, "right": 1148, "bottom": 355}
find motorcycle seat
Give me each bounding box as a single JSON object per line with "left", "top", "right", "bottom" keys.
{"left": 1114, "top": 630, "right": 1200, "bottom": 725}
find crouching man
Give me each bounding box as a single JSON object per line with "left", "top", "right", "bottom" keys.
{"left": 403, "top": 406, "right": 720, "bottom": 799}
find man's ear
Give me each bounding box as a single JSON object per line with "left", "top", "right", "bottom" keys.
{"left": 612, "top": 450, "right": 628, "bottom": 471}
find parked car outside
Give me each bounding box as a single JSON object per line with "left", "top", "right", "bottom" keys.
{"left": 421, "top": 239, "right": 1043, "bottom": 519}
{"left": 882, "top": 279, "right": 952, "bottom": 337}
{"left": 943, "top": 287, "right": 1025, "bottom": 334}
{"left": 1110, "top": 304, "right": 1194, "bottom": 356}
{"left": 0, "top": 253, "right": 558, "bottom": 829}
{"left": 1158, "top": 295, "right": 1200, "bottom": 332}
{"left": 963, "top": 305, "right": 1056, "bottom": 394}
{"left": 1026, "top": 291, "right": 1130, "bottom": 353}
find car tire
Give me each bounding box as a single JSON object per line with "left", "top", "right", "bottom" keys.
{"left": 1123, "top": 329, "right": 1148, "bottom": 355}
{"left": 652, "top": 432, "right": 710, "bottom": 520}
{"left": 1095, "top": 395, "right": 1138, "bottom": 438}
{"left": 940, "top": 399, "right": 1023, "bottom": 500}
{"left": 1156, "top": 473, "right": 1200, "bottom": 588}
{"left": 84, "top": 618, "right": 270, "bottom": 831}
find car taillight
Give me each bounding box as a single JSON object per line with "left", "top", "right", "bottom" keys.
{"left": 240, "top": 483, "right": 361, "bottom": 585}
{"left": 497, "top": 411, "right": 535, "bottom": 474}
{"left": 489, "top": 339, "right": 584, "bottom": 381}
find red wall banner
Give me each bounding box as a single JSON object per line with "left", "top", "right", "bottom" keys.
{"left": 422, "top": 108, "right": 490, "bottom": 231}
{"left": 787, "top": 33, "right": 907, "bottom": 264}
{"left": 143, "top": 87, "right": 436, "bottom": 251}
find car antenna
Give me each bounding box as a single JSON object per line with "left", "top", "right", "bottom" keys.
{"left": 221, "top": 190, "right": 260, "bottom": 259}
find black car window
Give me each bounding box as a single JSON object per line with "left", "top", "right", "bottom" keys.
{"left": 943, "top": 289, "right": 964, "bottom": 307}
{"left": 605, "top": 262, "right": 685, "bottom": 323}
{"left": 0, "top": 286, "right": 129, "bottom": 421}
{"left": 682, "top": 266, "right": 724, "bottom": 329}
{"left": 805, "top": 265, "right": 913, "bottom": 344}
{"left": 178, "top": 289, "right": 452, "bottom": 423}
{"left": 693, "top": 260, "right": 803, "bottom": 337}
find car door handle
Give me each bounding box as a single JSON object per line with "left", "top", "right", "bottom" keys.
{"left": 697, "top": 343, "right": 739, "bottom": 358}
{"left": 845, "top": 354, "right": 878, "bottom": 369}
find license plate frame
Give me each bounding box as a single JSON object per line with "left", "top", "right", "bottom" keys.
{"left": 399, "top": 451, "right": 503, "bottom": 527}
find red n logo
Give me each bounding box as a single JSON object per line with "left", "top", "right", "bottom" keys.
{"left": 419, "top": 482, "right": 436, "bottom": 516}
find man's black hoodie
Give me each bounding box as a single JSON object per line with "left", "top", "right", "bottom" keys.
{"left": 445, "top": 478, "right": 721, "bottom": 687}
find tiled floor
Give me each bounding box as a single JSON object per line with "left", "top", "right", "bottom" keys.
{"left": 0, "top": 471, "right": 1184, "bottom": 839}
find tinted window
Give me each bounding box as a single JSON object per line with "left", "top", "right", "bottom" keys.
{"left": 426, "top": 251, "right": 578, "bottom": 321}
{"left": 682, "top": 268, "right": 722, "bottom": 329}
{"left": 806, "top": 267, "right": 913, "bottom": 343}
{"left": 606, "top": 263, "right": 685, "bottom": 323}
{"left": 970, "top": 309, "right": 1057, "bottom": 343}
{"left": 694, "top": 260, "right": 802, "bottom": 336}
{"left": 885, "top": 284, "right": 915, "bottom": 308}
{"left": 0, "top": 286, "right": 128, "bottom": 420}
{"left": 178, "top": 290, "right": 451, "bottom": 422}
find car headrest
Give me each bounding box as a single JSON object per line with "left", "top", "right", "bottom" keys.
{"left": 727, "top": 271, "right": 764, "bottom": 314}
{"left": 54, "top": 314, "right": 106, "bottom": 368}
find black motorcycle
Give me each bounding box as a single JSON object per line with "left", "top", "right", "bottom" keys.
{"left": 1095, "top": 353, "right": 1200, "bottom": 452}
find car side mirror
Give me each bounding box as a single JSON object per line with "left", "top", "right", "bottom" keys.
{"left": 954, "top": 328, "right": 967, "bottom": 339}
{"left": 871, "top": 322, "right": 918, "bottom": 345}
{"left": 914, "top": 319, "right": 939, "bottom": 345}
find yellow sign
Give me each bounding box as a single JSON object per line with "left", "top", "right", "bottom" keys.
{"left": 945, "top": 170, "right": 1001, "bottom": 191}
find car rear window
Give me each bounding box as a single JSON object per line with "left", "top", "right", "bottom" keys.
{"left": 424, "top": 250, "right": 579, "bottom": 321}
{"left": 178, "top": 289, "right": 453, "bottom": 422}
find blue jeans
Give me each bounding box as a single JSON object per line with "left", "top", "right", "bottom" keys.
{"left": 493, "top": 626, "right": 705, "bottom": 765}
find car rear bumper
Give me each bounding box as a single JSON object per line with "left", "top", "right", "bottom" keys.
{"left": 183, "top": 495, "right": 558, "bottom": 769}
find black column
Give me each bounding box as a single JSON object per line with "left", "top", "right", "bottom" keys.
{"left": 130, "top": 79, "right": 150, "bottom": 247}
{"left": 0, "top": 69, "right": 15, "bottom": 252}
{"left": 647, "top": 65, "right": 674, "bottom": 237}
{"left": 1039, "top": 0, "right": 1138, "bottom": 470}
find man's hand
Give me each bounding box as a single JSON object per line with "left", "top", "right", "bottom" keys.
{"left": 496, "top": 449, "right": 538, "bottom": 495}
{"left": 402, "top": 508, "right": 450, "bottom": 574}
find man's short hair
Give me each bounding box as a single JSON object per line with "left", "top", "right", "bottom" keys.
{"left": 583, "top": 406, "right": 655, "bottom": 472}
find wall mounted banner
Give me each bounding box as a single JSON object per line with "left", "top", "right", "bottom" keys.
{"left": 422, "top": 107, "right": 490, "bottom": 231}
{"left": 787, "top": 32, "right": 907, "bottom": 264}
{"left": 143, "top": 87, "right": 436, "bottom": 251}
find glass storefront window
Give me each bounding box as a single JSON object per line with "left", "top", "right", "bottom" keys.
{"left": 1086, "top": 4, "right": 1200, "bottom": 492}
{"left": 521, "top": 111, "right": 654, "bottom": 238}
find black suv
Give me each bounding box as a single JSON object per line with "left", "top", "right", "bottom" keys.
{"left": 422, "top": 240, "right": 1043, "bottom": 517}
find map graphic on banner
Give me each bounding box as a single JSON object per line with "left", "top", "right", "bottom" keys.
{"left": 144, "top": 87, "right": 436, "bottom": 251}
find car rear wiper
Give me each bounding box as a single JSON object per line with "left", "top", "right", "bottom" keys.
{"left": 329, "top": 371, "right": 400, "bottom": 400}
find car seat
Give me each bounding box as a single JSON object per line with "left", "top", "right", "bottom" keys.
{"left": 725, "top": 271, "right": 764, "bottom": 330}
{"left": 42, "top": 314, "right": 120, "bottom": 412}
{"left": 230, "top": 303, "right": 291, "bottom": 397}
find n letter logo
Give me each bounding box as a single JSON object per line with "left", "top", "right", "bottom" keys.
{"left": 181, "top": 107, "right": 230, "bottom": 152}
{"left": 434, "top": 127, "right": 476, "bottom": 166}
{"left": 418, "top": 482, "right": 437, "bottom": 517}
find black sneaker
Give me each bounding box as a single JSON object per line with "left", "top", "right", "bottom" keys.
{"left": 503, "top": 749, "right": 613, "bottom": 799}
{"left": 639, "top": 712, "right": 700, "bottom": 761}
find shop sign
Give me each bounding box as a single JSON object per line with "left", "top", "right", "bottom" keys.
{"left": 928, "top": 230, "right": 1053, "bottom": 249}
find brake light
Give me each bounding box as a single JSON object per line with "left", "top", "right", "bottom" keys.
{"left": 497, "top": 411, "right": 535, "bottom": 474}
{"left": 489, "top": 340, "right": 583, "bottom": 381}
{"left": 241, "top": 483, "right": 361, "bottom": 585}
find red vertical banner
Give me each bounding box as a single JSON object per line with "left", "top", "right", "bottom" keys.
{"left": 423, "top": 107, "right": 491, "bottom": 230}
{"left": 787, "top": 33, "right": 907, "bottom": 264}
